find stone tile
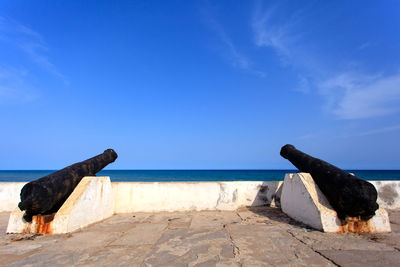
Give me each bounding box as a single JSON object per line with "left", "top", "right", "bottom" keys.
{"left": 318, "top": 250, "right": 400, "bottom": 267}
{"left": 8, "top": 252, "right": 90, "bottom": 267}
{"left": 78, "top": 245, "right": 153, "bottom": 266}
{"left": 227, "top": 224, "right": 335, "bottom": 266}
{"left": 0, "top": 242, "right": 43, "bottom": 255}
{"left": 0, "top": 253, "right": 27, "bottom": 266}
{"left": 236, "top": 206, "right": 297, "bottom": 227}
{"left": 190, "top": 210, "right": 241, "bottom": 229}
{"left": 0, "top": 210, "right": 400, "bottom": 266}
{"left": 167, "top": 216, "right": 192, "bottom": 230}
{"left": 363, "top": 232, "right": 400, "bottom": 251}
{"left": 142, "top": 212, "right": 193, "bottom": 224}
{"left": 388, "top": 209, "right": 400, "bottom": 232}
{"left": 287, "top": 227, "right": 396, "bottom": 251}
{"left": 0, "top": 239, "right": 47, "bottom": 266}
{"left": 110, "top": 223, "right": 167, "bottom": 246}
{"left": 85, "top": 213, "right": 138, "bottom": 232}
{"left": 143, "top": 228, "right": 236, "bottom": 266}
{"left": 40, "top": 231, "right": 119, "bottom": 253}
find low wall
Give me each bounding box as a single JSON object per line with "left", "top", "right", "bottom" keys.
{"left": 112, "top": 181, "right": 282, "bottom": 213}
{"left": 0, "top": 179, "right": 398, "bottom": 213}
{"left": 0, "top": 182, "right": 26, "bottom": 212}
{"left": 0, "top": 181, "right": 283, "bottom": 213}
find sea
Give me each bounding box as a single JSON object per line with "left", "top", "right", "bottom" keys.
{"left": 0, "top": 170, "right": 399, "bottom": 182}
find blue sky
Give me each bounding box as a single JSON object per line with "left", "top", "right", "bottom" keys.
{"left": 0, "top": 1, "right": 399, "bottom": 169}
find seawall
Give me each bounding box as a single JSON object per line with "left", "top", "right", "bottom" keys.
{"left": 0, "top": 180, "right": 399, "bottom": 213}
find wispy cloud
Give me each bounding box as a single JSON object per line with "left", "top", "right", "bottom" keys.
{"left": 251, "top": 2, "right": 307, "bottom": 67}
{"left": 202, "top": 7, "right": 265, "bottom": 77}
{"left": 0, "top": 66, "right": 37, "bottom": 103}
{"left": 359, "top": 124, "right": 400, "bottom": 136}
{"left": 252, "top": 5, "right": 291, "bottom": 60}
{"left": 296, "top": 133, "right": 316, "bottom": 140}
{"left": 358, "top": 42, "right": 372, "bottom": 51}
{"left": 320, "top": 72, "right": 400, "bottom": 119}
{"left": 251, "top": 3, "right": 400, "bottom": 120}
{"left": 0, "top": 16, "right": 64, "bottom": 79}
{"left": 295, "top": 75, "right": 311, "bottom": 93}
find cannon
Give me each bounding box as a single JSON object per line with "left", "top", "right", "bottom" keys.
{"left": 280, "top": 144, "right": 378, "bottom": 220}
{"left": 18, "top": 149, "right": 118, "bottom": 221}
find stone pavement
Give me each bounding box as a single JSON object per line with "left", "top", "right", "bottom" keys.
{"left": 0, "top": 207, "right": 399, "bottom": 266}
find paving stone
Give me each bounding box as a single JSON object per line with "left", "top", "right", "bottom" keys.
{"left": 287, "top": 227, "right": 396, "bottom": 251}
{"left": 318, "top": 250, "right": 400, "bottom": 267}
{"left": 190, "top": 210, "right": 241, "bottom": 229}
{"left": 0, "top": 209, "right": 399, "bottom": 266}
{"left": 167, "top": 216, "right": 192, "bottom": 230}
{"left": 388, "top": 209, "right": 400, "bottom": 232}
{"left": 143, "top": 228, "right": 236, "bottom": 266}
{"left": 227, "top": 223, "right": 336, "bottom": 266}
{"left": 8, "top": 252, "right": 90, "bottom": 267}
{"left": 110, "top": 223, "right": 167, "bottom": 246}
{"left": 40, "top": 231, "right": 119, "bottom": 253}
{"left": 84, "top": 214, "right": 139, "bottom": 232}
{"left": 78, "top": 245, "right": 153, "bottom": 266}
{"left": 236, "top": 206, "right": 298, "bottom": 227}
{"left": 142, "top": 212, "right": 193, "bottom": 224}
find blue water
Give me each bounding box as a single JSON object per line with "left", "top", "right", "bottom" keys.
{"left": 0, "top": 170, "right": 399, "bottom": 182}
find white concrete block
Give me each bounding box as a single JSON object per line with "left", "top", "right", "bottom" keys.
{"left": 281, "top": 173, "right": 391, "bottom": 233}
{"left": 7, "top": 176, "right": 114, "bottom": 234}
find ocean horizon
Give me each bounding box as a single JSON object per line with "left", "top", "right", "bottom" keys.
{"left": 0, "top": 169, "right": 400, "bottom": 182}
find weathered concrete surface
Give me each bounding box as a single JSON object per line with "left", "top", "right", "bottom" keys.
{"left": 0, "top": 208, "right": 399, "bottom": 266}
{"left": 112, "top": 181, "right": 283, "bottom": 213}
{"left": 7, "top": 177, "right": 114, "bottom": 234}
{"left": 371, "top": 181, "right": 400, "bottom": 210}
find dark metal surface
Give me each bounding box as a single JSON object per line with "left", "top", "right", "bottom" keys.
{"left": 18, "top": 149, "right": 118, "bottom": 221}
{"left": 280, "top": 144, "right": 378, "bottom": 220}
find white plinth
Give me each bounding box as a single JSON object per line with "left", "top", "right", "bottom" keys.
{"left": 280, "top": 173, "right": 391, "bottom": 233}
{"left": 6, "top": 176, "right": 114, "bottom": 234}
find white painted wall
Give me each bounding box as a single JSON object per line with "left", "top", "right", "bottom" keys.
{"left": 112, "top": 181, "right": 283, "bottom": 213}
{"left": 0, "top": 182, "right": 26, "bottom": 212}
{"left": 0, "top": 178, "right": 398, "bottom": 213}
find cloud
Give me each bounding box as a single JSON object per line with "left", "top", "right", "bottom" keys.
{"left": 251, "top": 2, "right": 306, "bottom": 67}
{"left": 295, "top": 75, "right": 311, "bottom": 93}
{"left": 296, "top": 133, "right": 315, "bottom": 140}
{"left": 252, "top": 5, "right": 290, "bottom": 59}
{"left": 320, "top": 72, "right": 400, "bottom": 119}
{"left": 358, "top": 42, "right": 372, "bottom": 51}
{"left": 202, "top": 7, "right": 265, "bottom": 77}
{"left": 0, "top": 66, "right": 37, "bottom": 103}
{"left": 359, "top": 124, "right": 400, "bottom": 136}
{"left": 0, "top": 16, "right": 64, "bottom": 79}
{"left": 251, "top": 4, "right": 400, "bottom": 120}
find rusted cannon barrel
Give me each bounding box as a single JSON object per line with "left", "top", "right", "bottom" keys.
{"left": 19, "top": 149, "right": 118, "bottom": 221}
{"left": 280, "top": 144, "right": 378, "bottom": 220}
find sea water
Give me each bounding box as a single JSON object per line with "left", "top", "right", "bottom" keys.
{"left": 0, "top": 169, "right": 399, "bottom": 182}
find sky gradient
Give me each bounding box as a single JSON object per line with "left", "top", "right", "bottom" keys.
{"left": 1, "top": 1, "right": 400, "bottom": 169}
